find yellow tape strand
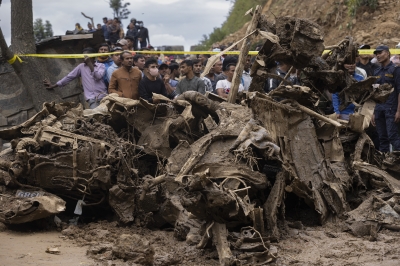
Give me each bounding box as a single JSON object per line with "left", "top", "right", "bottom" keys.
{"left": 15, "top": 49, "right": 400, "bottom": 59}
{"left": 7, "top": 54, "right": 23, "bottom": 64}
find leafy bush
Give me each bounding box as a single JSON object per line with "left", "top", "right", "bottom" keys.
{"left": 346, "top": 0, "right": 378, "bottom": 17}
{"left": 197, "top": 0, "right": 268, "bottom": 48}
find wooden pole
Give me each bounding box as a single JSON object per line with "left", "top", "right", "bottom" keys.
{"left": 227, "top": 5, "right": 262, "bottom": 104}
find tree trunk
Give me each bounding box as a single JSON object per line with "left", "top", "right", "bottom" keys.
{"left": 0, "top": 0, "right": 61, "bottom": 111}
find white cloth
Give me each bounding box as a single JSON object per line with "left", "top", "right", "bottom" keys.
{"left": 355, "top": 67, "right": 367, "bottom": 80}
{"left": 242, "top": 71, "right": 252, "bottom": 91}
{"left": 216, "top": 79, "right": 244, "bottom": 95}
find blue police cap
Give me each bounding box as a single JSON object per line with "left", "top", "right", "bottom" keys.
{"left": 373, "top": 45, "right": 389, "bottom": 54}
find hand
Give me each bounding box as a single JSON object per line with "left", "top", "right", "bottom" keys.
{"left": 395, "top": 111, "right": 400, "bottom": 123}
{"left": 371, "top": 114, "right": 376, "bottom": 127}
{"left": 152, "top": 98, "right": 160, "bottom": 104}
{"left": 163, "top": 74, "right": 170, "bottom": 83}
{"left": 43, "top": 78, "right": 56, "bottom": 90}
{"left": 84, "top": 55, "right": 92, "bottom": 65}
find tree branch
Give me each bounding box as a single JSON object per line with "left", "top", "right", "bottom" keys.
{"left": 81, "top": 12, "right": 94, "bottom": 29}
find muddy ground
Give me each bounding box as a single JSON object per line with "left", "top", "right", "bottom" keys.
{"left": 1, "top": 220, "right": 400, "bottom": 266}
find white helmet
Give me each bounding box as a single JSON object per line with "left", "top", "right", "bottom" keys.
{"left": 396, "top": 42, "right": 400, "bottom": 49}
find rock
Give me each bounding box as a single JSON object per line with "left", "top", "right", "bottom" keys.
{"left": 87, "top": 243, "right": 113, "bottom": 259}
{"left": 112, "top": 234, "right": 155, "bottom": 265}
{"left": 61, "top": 225, "right": 80, "bottom": 237}
{"left": 0, "top": 222, "right": 7, "bottom": 232}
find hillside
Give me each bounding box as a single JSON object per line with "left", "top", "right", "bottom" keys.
{"left": 214, "top": 0, "right": 400, "bottom": 49}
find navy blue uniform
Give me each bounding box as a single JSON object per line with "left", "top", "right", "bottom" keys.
{"left": 374, "top": 62, "right": 400, "bottom": 152}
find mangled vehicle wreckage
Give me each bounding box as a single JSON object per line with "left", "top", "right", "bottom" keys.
{"left": 1, "top": 15, "right": 400, "bottom": 265}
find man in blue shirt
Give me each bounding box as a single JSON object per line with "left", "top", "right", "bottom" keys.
{"left": 102, "top": 17, "right": 109, "bottom": 41}
{"left": 372, "top": 45, "right": 400, "bottom": 152}
{"left": 332, "top": 63, "right": 364, "bottom": 120}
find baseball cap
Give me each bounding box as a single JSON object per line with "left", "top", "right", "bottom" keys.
{"left": 373, "top": 45, "right": 389, "bottom": 54}
{"left": 111, "top": 47, "right": 123, "bottom": 52}
{"left": 116, "top": 39, "right": 128, "bottom": 46}
{"left": 159, "top": 63, "right": 168, "bottom": 69}
{"left": 169, "top": 63, "right": 179, "bottom": 71}
{"left": 359, "top": 44, "right": 370, "bottom": 49}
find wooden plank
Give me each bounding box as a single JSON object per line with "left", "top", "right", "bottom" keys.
{"left": 227, "top": 5, "right": 262, "bottom": 103}
{"left": 61, "top": 34, "right": 93, "bottom": 41}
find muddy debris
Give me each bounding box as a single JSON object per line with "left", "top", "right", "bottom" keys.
{"left": 1, "top": 13, "right": 400, "bottom": 266}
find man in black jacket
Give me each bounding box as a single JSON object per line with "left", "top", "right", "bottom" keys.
{"left": 138, "top": 22, "right": 150, "bottom": 49}
{"left": 139, "top": 59, "right": 170, "bottom": 104}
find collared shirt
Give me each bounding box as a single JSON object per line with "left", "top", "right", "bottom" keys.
{"left": 108, "top": 66, "right": 142, "bottom": 99}
{"left": 176, "top": 76, "right": 206, "bottom": 95}
{"left": 96, "top": 57, "right": 114, "bottom": 86}
{"left": 56, "top": 62, "right": 107, "bottom": 101}
{"left": 242, "top": 70, "right": 252, "bottom": 91}
{"left": 106, "top": 62, "right": 120, "bottom": 83}
{"left": 374, "top": 61, "right": 400, "bottom": 111}
{"left": 102, "top": 24, "right": 109, "bottom": 39}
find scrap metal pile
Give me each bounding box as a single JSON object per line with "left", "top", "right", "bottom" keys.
{"left": 1, "top": 15, "right": 400, "bottom": 266}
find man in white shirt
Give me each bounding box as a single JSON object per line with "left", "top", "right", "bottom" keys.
{"left": 242, "top": 55, "right": 252, "bottom": 91}
{"left": 216, "top": 63, "right": 244, "bottom": 98}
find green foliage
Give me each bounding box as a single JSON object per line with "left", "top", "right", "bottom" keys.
{"left": 346, "top": 0, "right": 378, "bottom": 17}
{"left": 109, "top": 0, "right": 131, "bottom": 20}
{"left": 33, "top": 18, "right": 53, "bottom": 42}
{"left": 197, "top": 0, "right": 268, "bottom": 48}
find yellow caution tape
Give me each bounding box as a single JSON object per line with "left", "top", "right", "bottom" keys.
{"left": 7, "top": 54, "right": 23, "bottom": 64}
{"left": 15, "top": 49, "right": 400, "bottom": 59}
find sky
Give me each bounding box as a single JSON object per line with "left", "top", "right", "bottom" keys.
{"left": 0, "top": 0, "right": 232, "bottom": 51}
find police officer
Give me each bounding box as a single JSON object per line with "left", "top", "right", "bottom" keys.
{"left": 372, "top": 45, "right": 400, "bottom": 152}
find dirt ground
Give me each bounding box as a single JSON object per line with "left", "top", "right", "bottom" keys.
{"left": 1, "top": 220, "right": 400, "bottom": 266}
{"left": 0, "top": 230, "right": 94, "bottom": 266}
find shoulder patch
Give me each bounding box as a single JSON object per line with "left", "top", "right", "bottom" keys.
{"left": 385, "top": 73, "right": 394, "bottom": 78}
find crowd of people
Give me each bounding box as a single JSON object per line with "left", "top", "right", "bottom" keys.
{"left": 73, "top": 17, "right": 150, "bottom": 51}
{"left": 42, "top": 39, "right": 400, "bottom": 155}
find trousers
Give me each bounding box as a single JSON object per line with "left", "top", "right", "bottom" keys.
{"left": 375, "top": 108, "right": 400, "bottom": 152}
{"left": 87, "top": 98, "right": 101, "bottom": 109}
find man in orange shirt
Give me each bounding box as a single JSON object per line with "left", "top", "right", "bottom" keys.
{"left": 108, "top": 51, "right": 142, "bottom": 99}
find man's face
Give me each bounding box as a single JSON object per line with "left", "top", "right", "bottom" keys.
{"left": 99, "top": 46, "right": 109, "bottom": 54}
{"left": 193, "top": 62, "right": 202, "bottom": 74}
{"left": 180, "top": 63, "right": 191, "bottom": 76}
{"left": 226, "top": 65, "right": 236, "bottom": 80}
{"left": 245, "top": 57, "right": 251, "bottom": 71}
{"left": 103, "top": 18, "right": 107, "bottom": 24}
{"left": 214, "top": 61, "right": 223, "bottom": 74}
{"left": 97, "top": 24, "right": 102, "bottom": 30}
{"left": 112, "top": 54, "right": 121, "bottom": 65}
{"left": 121, "top": 53, "right": 133, "bottom": 67}
{"left": 199, "top": 55, "right": 206, "bottom": 63}
{"left": 126, "top": 39, "right": 133, "bottom": 48}
{"left": 146, "top": 63, "right": 158, "bottom": 75}
{"left": 159, "top": 66, "right": 168, "bottom": 76}
{"left": 375, "top": 50, "right": 390, "bottom": 64}
{"left": 135, "top": 58, "right": 145, "bottom": 70}
{"left": 344, "top": 63, "right": 356, "bottom": 74}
